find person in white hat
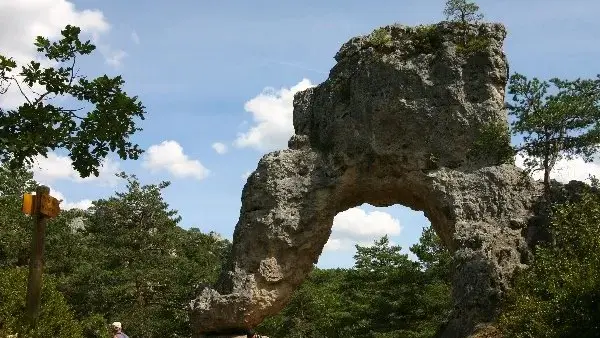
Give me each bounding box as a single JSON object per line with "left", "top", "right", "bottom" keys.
{"left": 111, "top": 321, "right": 129, "bottom": 338}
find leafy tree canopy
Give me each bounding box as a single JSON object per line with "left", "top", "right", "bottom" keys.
{"left": 508, "top": 73, "right": 600, "bottom": 193}
{"left": 0, "top": 25, "right": 146, "bottom": 178}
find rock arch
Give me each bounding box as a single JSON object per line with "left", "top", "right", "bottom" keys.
{"left": 191, "top": 22, "right": 542, "bottom": 338}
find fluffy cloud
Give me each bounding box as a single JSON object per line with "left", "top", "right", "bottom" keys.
{"left": 324, "top": 207, "right": 402, "bottom": 252}
{"left": 234, "top": 79, "right": 314, "bottom": 151}
{"left": 0, "top": 0, "right": 121, "bottom": 107}
{"left": 515, "top": 154, "right": 600, "bottom": 183}
{"left": 143, "top": 140, "right": 210, "bottom": 180}
{"left": 212, "top": 142, "right": 228, "bottom": 155}
{"left": 50, "top": 188, "right": 93, "bottom": 210}
{"left": 32, "top": 152, "right": 120, "bottom": 186}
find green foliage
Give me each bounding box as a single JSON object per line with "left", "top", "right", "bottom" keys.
{"left": 410, "top": 25, "right": 443, "bottom": 55}
{"left": 0, "top": 163, "right": 230, "bottom": 336}
{"left": 455, "top": 35, "right": 491, "bottom": 56}
{"left": 344, "top": 235, "right": 451, "bottom": 338}
{"left": 0, "top": 25, "right": 146, "bottom": 178}
{"left": 507, "top": 73, "right": 600, "bottom": 193}
{"left": 499, "top": 192, "right": 600, "bottom": 337}
{"left": 442, "top": 0, "right": 489, "bottom": 55}
{"left": 0, "top": 162, "right": 38, "bottom": 268}
{"left": 443, "top": 0, "right": 484, "bottom": 25}
{"left": 79, "top": 313, "right": 110, "bottom": 338}
{"left": 259, "top": 230, "right": 452, "bottom": 338}
{"left": 368, "top": 28, "right": 393, "bottom": 48}
{"left": 468, "top": 121, "right": 516, "bottom": 165}
{"left": 0, "top": 267, "right": 83, "bottom": 338}
{"left": 258, "top": 268, "right": 350, "bottom": 338}
{"left": 410, "top": 226, "right": 453, "bottom": 281}
{"left": 58, "top": 172, "right": 229, "bottom": 338}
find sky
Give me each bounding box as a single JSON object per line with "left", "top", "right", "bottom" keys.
{"left": 1, "top": 0, "right": 599, "bottom": 269}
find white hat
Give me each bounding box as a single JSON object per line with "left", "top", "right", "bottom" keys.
{"left": 112, "top": 322, "right": 122, "bottom": 329}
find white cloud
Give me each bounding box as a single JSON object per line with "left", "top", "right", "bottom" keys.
{"left": 103, "top": 48, "right": 127, "bottom": 68}
{"left": 131, "top": 30, "right": 140, "bottom": 44}
{"left": 234, "top": 79, "right": 314, "bottom": 152}
{"left": 50, "top": 188, "right": 93, "bottom": 210}
{"left": 0, "top": 0, "right": 122, "bottom": 108}
{"left": 32, "top": 152, "right": 120, "bottom": 186}
{"left": 143, "top": 140, "right": 210, "bottom": 180}
{"left": 324, "top": 207, "right": 402, "bottom": 252}
{"left": 515, "top": 154, "right": 600, "bottom": 183}
{"left": 212, "top": 142, "right": 228, "bottom": 155}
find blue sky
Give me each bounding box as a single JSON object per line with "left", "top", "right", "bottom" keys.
{"left": 1, "top": 0, "right": 599, "bottom": 268}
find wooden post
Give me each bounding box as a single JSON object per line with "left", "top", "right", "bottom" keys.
{"left": 25, "top": 185, "right": 50, "bottom": 327}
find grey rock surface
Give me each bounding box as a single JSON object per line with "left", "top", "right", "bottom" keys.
{"left": 190, "top": 21, "right": 543, "bottom": 338}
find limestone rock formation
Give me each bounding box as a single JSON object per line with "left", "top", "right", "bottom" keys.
{"left": 191, "top": 21, "right": 543, "bottom": 338}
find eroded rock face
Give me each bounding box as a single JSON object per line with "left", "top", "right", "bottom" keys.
{"left": 191, "top": 22, "right": 543, "bottom": 338}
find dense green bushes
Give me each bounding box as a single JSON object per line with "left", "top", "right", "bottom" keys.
{"left": 499, "top": 192, "right": 600, "bottom": 337}
{"left": 0, "top": 267, "right": 82, "bottom": 338}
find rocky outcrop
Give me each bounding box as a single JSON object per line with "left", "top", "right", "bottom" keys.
{"left": 191, "top": 21, "right": 543, "bottom": 338}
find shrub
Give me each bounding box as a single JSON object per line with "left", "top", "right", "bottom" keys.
{"left": 468, "top": 121, "right": 515, "bottom": 165}
{"left": 499, "top": 192, "right": 600, "bottom": 337}
{"left": 368, "top": 28, "right": 392, "bottom": 48}
{"left": 0, "top": 267, "right": 83, "bottom": 338}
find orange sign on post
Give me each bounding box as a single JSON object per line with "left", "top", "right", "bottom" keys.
{"left": 40, "top": 194, "right": 60, "bottom": 218}
{"left": 22, "top": 193, "right": 35, "bottom": 215}
{"left": 23, "top": 186, "right": 62, "bottom": 328}
{"left": 22, "top": 192, "right": 60, "bottom": 218}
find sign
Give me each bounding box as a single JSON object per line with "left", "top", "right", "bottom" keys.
{"left": 22, "top": 193, "right": 61, "bottom": 218}
{"left": 40, "top": 194, "right": 60, "bottom": 218}
{"left": 22, "top": 193, "right": 35, "bottom": 215}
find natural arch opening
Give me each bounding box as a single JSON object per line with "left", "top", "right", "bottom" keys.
{"left": 318, "top": 204, "right": 435, "bottom": 268}
{"left": 257, "top": 204, "right": 454, "bottom": 337}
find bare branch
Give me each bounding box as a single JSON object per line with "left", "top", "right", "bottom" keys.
{"left": 9, "top": 76, "right": 32, "bottom": 105}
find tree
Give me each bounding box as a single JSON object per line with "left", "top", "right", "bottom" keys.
{"left": 443, "top": 0, "right": 484, "bottom": 26}
{"left": 410, "top": 226, "right": 453, "bottom": 281}
{"left": 342, "top": 235, "right": 451, "bottom": 337}
{"left": 499, "top": 191, "right": 600, "bottom": 337}
{"left": 258, "top": 268, "right": 350, "bottom": 338}
{"left": 60, "top": 172, "right": 230, "bottom": 337}
{"left": 0, "top": 25, "right": 146, "bottom": 178}
{"left": 507, "top": 73, "right": 600, "bottom": 194}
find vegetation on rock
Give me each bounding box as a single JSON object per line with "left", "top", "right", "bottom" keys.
{"left": 367, "top": 28, "right": 393, "bottom": 48}
{"left": 468, "top": 120, "right": 515, "bottom": 165}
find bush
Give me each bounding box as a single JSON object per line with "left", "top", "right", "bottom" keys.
{"left": 0, "top": 267, "right": 83, "bottom": 338}
{"left": 368, "top": 28, "right": 392, "bottom": 48}
{"left": 499, "top": 192, "right": 600, "bottom": 337}
{"left": 411, "top": 25, "right": 442, "bottom": 55}
{"left": 468, "top": 121, "right": 515, "bottom": 165}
